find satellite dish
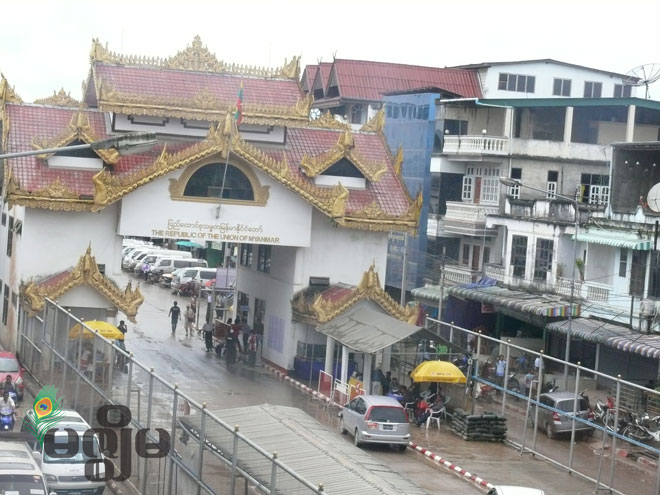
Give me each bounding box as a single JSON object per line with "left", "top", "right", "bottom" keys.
{"left": 624, "top": 64, "right": 660, "bottom": 99}
{"left": 647, "top": 183, "right": 660, "bottom": 212}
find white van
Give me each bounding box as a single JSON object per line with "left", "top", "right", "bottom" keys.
{"left": 152, "top": 257, "right": 208, "bottom": 276}
{"left": 172, "top": 267, "right": 217, "bottom": 293}
{"left": 0, "top": 440, "right": 51, "bottom": 495}
{"left": 122, "top": 247, "right": 154, "bottom": 270}
{"left": 22, "top": 409, "right": 105, "bottom": 495}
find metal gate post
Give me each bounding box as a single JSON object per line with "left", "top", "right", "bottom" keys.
{"left": 501, "top": 340, "right": 511, "bottom": 415}
{"left": 532, "top": 351, "right": 544, "bottom": 453}
{"left": 270, "top": 452, "right": 278, "bottom": 494}
{"left": 230, "top": 426, "right": 239, "bottom": 495}
{"left": 141, "top": 369, "right": 155, "bottom": 494}
{"left": 74, "top": 316, "right": 84, "bottom": 408}
{"left": 476, "top": 331, "right": 482, "bottom": 377}
{"left": 449, "top": 321, "right": 454, "bottom": 348}
{"left": 62, "top": 310, "right": 72, "bottom": 402}
{"left": 42, "top": 304, "right": 49, "bottom": 382}
{"left": 126, "top": 355, "right": 134, "bottom": 409}
{"left": 166, "top": 385, "right": 179, "bottom": 495}
{"left": 568, "top": 363, "right": 581, "bottom": 471}
{"left": 608, "top": 376, "right": 622, "bottom": 491}
{"left": 196, "top": 403, "right": 207, "bottom": 495}
{"left": 520, "top": 379, "right": 535, "bottom": 455}
{"left": 89, "top": 329, "right": 98, "bottom": 424}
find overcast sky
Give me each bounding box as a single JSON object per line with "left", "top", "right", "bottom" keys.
{"left": 1, "top": 0, "right": 659, "bottom": 102}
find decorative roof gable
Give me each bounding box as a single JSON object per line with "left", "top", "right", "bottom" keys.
{"left": 292, "top": 265, "right": 419, "bottom": 325}
{"left": 34, "top": 89, "right": 81, "bottom": 107}
{"left": 31, "top": 110, "right": 119, "bottom": 164}
{"left": 21, "top": 246, "right": 144, "bottom": 322}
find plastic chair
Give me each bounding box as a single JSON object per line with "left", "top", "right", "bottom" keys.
{"left": 425, "top": 397, "right": 450, "bottom": 430}
{"left": 404, "top": 401, "right": 416, "bottom": 421}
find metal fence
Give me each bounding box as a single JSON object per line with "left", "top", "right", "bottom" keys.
{"left": 428, "top": 317, "right": 660, "bottom": 495}
{"left": 17, "top": 298, "right": 326, "bottom": 495}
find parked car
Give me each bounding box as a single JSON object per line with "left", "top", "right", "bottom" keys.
{"left": 531, "top": 391, "right": 594, "bottom": 439}
{"left": 338, "top": 395, "right": 410, "bottom": 451}
{"left": 0, "top": 440, "right": 50, "bottom": 494}
{"left": 0, "top": 351, "right": 24, "bottom": 400}
{"left": 487, "top": 487, "right": 545, "bottom": 495}
{"left": 22, "top": 408, "right": 106, "bottom": 494}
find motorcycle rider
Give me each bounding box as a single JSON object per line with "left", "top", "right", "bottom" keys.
{"left": 0, "top": 389, "right": 16, "bottom": 430}
{"left": 2, "top": 374, "right": 16, "bottom": 395}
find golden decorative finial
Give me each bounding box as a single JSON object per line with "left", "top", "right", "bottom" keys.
{"left": 34, "top": 88, "right": 81, "bottom": 107}
{"left": 393, "top": 146, "right": 404, "bottom": 176}
{"left": 0, "top": 74, "right": 22, "bottom": 104}
{"left": 280, "top": 56, "right": 301, "bottom": 80}
{"left": 360, "top": 107, "right": 385, "bottom": 133}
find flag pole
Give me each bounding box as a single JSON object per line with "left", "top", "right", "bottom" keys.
{"left": 216, "top": 82, "right": 243, "bottom": 219}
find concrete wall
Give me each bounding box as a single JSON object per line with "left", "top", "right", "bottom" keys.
{"left": 479, "top": 61, "right": 637, "bottom": 99}
{"left": 443, "top": 106, "right": 506, "bottom": 136}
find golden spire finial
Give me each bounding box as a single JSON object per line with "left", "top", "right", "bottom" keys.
{"left": 393, "top": 146, "right": 404, "bottom": 176}
{"left": 360, "top": 107, "right": 385, "bottom": 133}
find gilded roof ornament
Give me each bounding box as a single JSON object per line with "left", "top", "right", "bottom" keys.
{"left": 360, "top": 107, "right": 385, "bottom": 133}
{"left": 330, "top": 183, "right": 349, "bottom": 221}
{"left": 90, "top": 36, "right": 302, "bottom": 80}
{"left": 0, "top": 74, "right": 22, "bottom": 104}
{"left": 21, "top": 246, "right": 144, "bottom": 322}
{"left": 32, "top": 110, "right": 120, "bottom": 164}
{"left": 34, "top": 88, "right": 81, "bottom": 107}
{"left": 310, "top": 264, "right": 419, "bottom": 325}
{"left": 308, "top": 111, "right": 351, "bottom": 130}
{"left": 300, "top": 129, "right": 387, "bottom": 182}
{"left": 393, "top": 146, "right": 404, "bottom": 176}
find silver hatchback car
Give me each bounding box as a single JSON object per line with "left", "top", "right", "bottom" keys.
{"left": 532, "top": 391, "right": 594, "bottom": 439}
{"left": 339, "top": 395, "right": 410, "bottom": 451}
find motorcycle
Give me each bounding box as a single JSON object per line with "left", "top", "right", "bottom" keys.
{"left": 593, "top": 397, "right": 615, "bottom": 424}
{"left": 147, "top": 270, "right": 161, "bottom": 284}
{"left": 475, "top": 381, "right": 496, "bottom": 403}
{"left": 0, "top": 406, "right": 15, "bottom": 432}
{"left": 622, "top": 413, "right": 660, "bottom": 443}
{"left": 506, "top": 372, "right": 522, "bottom": 396}
{"left": 542, "top": 377, "right": 559, "bottom": 393}
{"left": 453, "top": 354, "right": 469, "bottom": 374}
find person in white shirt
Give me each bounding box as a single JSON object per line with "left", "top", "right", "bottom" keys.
{"left": 534, "top": 355, "right": 543, "bottom": 373}
{"left": 0, "top": 390, "right": 16, "bottom": 429}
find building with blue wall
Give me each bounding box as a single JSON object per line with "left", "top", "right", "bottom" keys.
{"left": 383, "top": 92, "right": 438, "bottom": 298}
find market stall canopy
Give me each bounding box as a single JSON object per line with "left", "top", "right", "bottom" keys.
{"left": 175, "top": 240, "right": 204, "bottom": 249}
{"left": 316, "top": 300, "right": 422, "bottom": 353}
{"left": 69, "top": 320, "right": 124, "bottom": 340}
{"left": 410, "top": 360, "right": 466, "bottom": 384}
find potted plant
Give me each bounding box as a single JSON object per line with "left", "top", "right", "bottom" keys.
{"left": 575, "top": 259, "right": 585, "bottom": 281}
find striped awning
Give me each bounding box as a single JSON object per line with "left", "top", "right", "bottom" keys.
{"left": 572, "top": 230, "right": 653, "bottom": 250}
{"left": 547, "top": 318, "right": 660, "bottom": 359}
{"left": 446, "top": 285, "right": 580, "bottom": 318}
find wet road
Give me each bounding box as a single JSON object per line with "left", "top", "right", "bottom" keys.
{"left": 117, "top": 272, "right": 646, "bottom": 494}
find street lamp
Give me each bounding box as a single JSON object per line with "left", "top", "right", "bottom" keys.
{"left": 499, "top": 177, "right": 579, "bottom": 389}
{"left": 0, "top": 132, "right": 157, "bottom": 160}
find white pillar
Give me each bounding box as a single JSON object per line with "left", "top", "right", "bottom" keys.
{"left": 341, "top": 345, "right": 349, "bottom": 384}
{"left": 563, "top": 106, "right": 574, "bottom": 143}
{"left": 324, "top": 336, "right": 336, "bottom": 375}
{"left": 594, "top": 343, "right": 600, "bottom": 372}
{"left": 503, "top": 107, "right": 514, "bottom": 138}
{"left": 363, "top": 353, "right": 373, "bottom": 394}
{"left": 382, "top": 347, "right": 392, "bottom": 373}
{"left": 625, "top": 105, "right": 636, "bottom": 142}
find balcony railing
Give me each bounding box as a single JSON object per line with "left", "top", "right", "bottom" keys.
{"left": 443, "top": 264, "right": 480, "bottom": 285}
{"left": 443, "top": 135, "right": 509, "bottom": 156}
{"left": 484, "top": 263, "right": 505, "bottom": 282}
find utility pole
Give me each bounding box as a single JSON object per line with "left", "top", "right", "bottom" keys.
{"left": 438, "top": 245, "right": 446, "bottom": 323}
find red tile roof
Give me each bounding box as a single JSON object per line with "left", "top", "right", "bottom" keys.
{"left": 5, "top": 104, "right": 412, "bottom": 220}
{"left": 301, "top": 65, "right": 318, "bottom": 92}
{"left": 92, "top": 63, "right": 303, "bottom": 109}
{"left": 326, "top": 59, "right": 482, "bottom": 101}
{"left": 314, "top": 63, "right": 333, "bottom": 93}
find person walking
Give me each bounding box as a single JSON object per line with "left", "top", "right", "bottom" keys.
{"left": 184, "top": 304, "right": 195, "bottom": 336}
{"left": 247, "top": 330, "right": 258, "bottom": 367}
{"left": 495, "top": 354, "right": 506, "bottom": 389}
{"left": 202, "top": 319, "right": 215, "bottom": 352}
{"left": 169, "top": 301, "right": 181, "bottom": 334}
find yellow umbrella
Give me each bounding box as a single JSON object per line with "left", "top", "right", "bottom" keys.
{"left": 410, "top": 360, "right": 466, "bottom": 384}
{"left": 69, "top": 320, "right": 124, "bottom": 341}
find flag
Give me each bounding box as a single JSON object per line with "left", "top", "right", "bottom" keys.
{"left": 234, "top": 82, "right": 244, "bottom": 126}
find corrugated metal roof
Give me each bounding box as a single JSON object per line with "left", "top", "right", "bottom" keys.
{"left": 573, "top": 231, "right": 652, "bottom": 250}
{"left": 329, "top": 60, "right": 482, "bottom": 101}
{"left": 180, "top": 405, "right": 429, "bottom": 495}
{"left": 546, "top": 318, "right": 660, "bottom": 359}
{"left": 411, "top": 285, "right": 445, "bottom": 303}
{"left": 316, "top": 301, "right": 422, "bottom": 353}
{"left": 447, "top": 285, "right": 580, "bottom": 318}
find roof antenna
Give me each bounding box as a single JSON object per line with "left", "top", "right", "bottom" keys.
{"left": 332, "top": 51, "right": 338, "bottom": 61}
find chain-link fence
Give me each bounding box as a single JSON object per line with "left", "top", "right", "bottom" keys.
{"left": 427, "top": 317, "right": 660, "bottom": 495}
{"left": 17, "top": 299, "right": 326, "bottom": 495}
